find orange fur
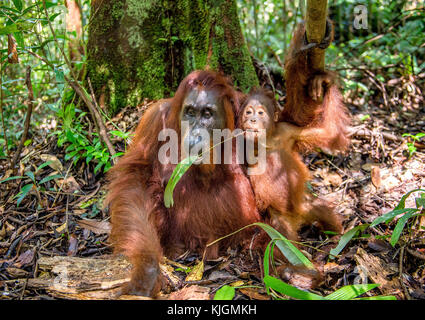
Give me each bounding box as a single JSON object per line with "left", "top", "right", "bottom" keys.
{"left": 106, "top": 70, "right": 260, "bottom": 296}
{"left": 240, "top": 22, "right": 351, "bottom": 242}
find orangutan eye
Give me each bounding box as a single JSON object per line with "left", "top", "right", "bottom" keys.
{"left": 185, "top": 107, "right": 195, "bottom": 117}
{"left": 258, "top": 111, "right": 264, "bottom": 115}
{"left": 246, "top": 110, "right": 252, "bottom": 115}
{"left": 203, "top": 109, "right": 212, "bottom": 119}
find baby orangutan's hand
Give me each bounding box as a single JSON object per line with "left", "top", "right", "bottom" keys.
{"left": 308, "top": 72, "right": 334, "bottom": 102}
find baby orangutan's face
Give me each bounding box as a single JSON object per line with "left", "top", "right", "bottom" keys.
{"left": 241, "top": 97, "right": 274, "bottom": 141}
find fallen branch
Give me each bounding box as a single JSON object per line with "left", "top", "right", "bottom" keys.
{"left": 350, "top": 127, "right": 425, "bottom": 149}
{"left": 23, "top": 255, "right": 202, "bottom": 300}
{"left": 27, "top": 255, "right": 137, "bottom": 300}
{"left": 69, "top": 80, "right": 116, "bottom": 159}
{"left": 406, "top": 247, "right": 425, "bottom": 261}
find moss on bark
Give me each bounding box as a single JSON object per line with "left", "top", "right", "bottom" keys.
{"left": 87, "top": 0, "right": 258, "bottom": 113}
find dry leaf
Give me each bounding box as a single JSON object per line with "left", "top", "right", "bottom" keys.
{"left": 4, "top": 221, "right": 15, "bottom": 236}
{"left": 6, "top": 267, "right": 29, "bottom": 278}
{"left": 354, "top": 247, "right": 402, "bottom": 297}
{"left": 77, "top": 219, "right": 111, "bottom": 235}
{"left": 0, "top": 224, "right": 6, "bottom": 241}
{"left": 72, "top": 209, "right": 87, "bottom": 216}
{"left": 326, "top": 173, "right": 343, "bottom": 186}
{"left": 419, "top": 216, "right": 425, "bottom": 232}
{"left": 371, "top": 166, "right": 381, "bottom": 189}
{"left": 208, "top": 270, "right": 235, "bottom": 281}
{"left": 323, "top": 262, "right": 345, "bottom": 273}
{"left": 67, "top": 234, "right": 78, "bottom": 256}
{"left": 40, "top": 154, "right": 64, "bottom": 172}
{"left": 1, "top": 169, "right": 13, "bottom": 181}
{"left": 160, "top": 263, "right": 180, "bottom": 288}
{"left": 57, "top": 176, "right": 80, "bottom": 193}
{"left": 381, "top": 175, "right": 400, "bottom": 191}
{"left": 55, "top": 222, "right": 68, "bottom": 234}
{"left": 15, "top": 249, "right": 35, "bottom": 267}
{"left": 229, "top": 280, "right": 244, "bottom": 287}
{"left": 168, "top": 285, "right": 210, "bottom": 300}
{"left": 185, "top": 261, "right": 204, "bottom": 282}
{"left": 239, "top": 288, "right": 269, "bottom": 300}
{"left": 361, "top": 163, "right": 374, "bottom": 172}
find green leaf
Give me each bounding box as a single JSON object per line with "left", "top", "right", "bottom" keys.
{"left": 263, "top": 240, "right": 274, "bottom": 278}
{"left": 213, "top": 285, "right": 235, "bottom": 300}
{"left": 39, "top": 174, "right": 62, "bottom": 185}
{"left": 263, "top": 275, "right": 325, "bottom": 300}
{"left": 12, "top": 0, "right": 23, "bottom": 11}
{"left": 416, "top": 194, "right": 425, "bottom": 209}
{"left": 263, "top": 240, "right": 277, "bottom": 294}
{"left": 16, "top": 183, "right": 34, "bottom": 206}
{"left": 13, "top": 32, "right": 24, "bottom": 48}
{"left": 25, "top": 171, "right": 35, "bottom": 183}
{"left": 42, "top": 1, "right": 58, "bottom": 9}
{"left": 325, "top": 284, "right": 380, "bottom": 300}
{"left": 111, "top": 152, "right": 124, "bottom": 159}
{"left": 253, "top": 222, "right": 314, "bottom": 269}
{"left": 110, "top": 130, "right": 128, "bottom": 139}
{"left": 329, "top": 224, "right": 369, "bottom": 259}
{"left": 354, "top": 295, "right": 397, "bottom": 300}
{"left": 49, "top": 12, "right": 61, "bottom": 22}
{"left": 164, "top": 156, "right": 199, "bottom": 208}
{"left": 65, "top": 144, "right": 76, "bottom": 152}
{"left": 0, "top": 24, "right": 18, "bottom": 35}
{"left": 0, "top": 175, "right": 24, "bottom": 183}
{"left": 390, "top": 210, "right": 417, "bottom": 247}
{"left": 36, "top": 160, "right": 53, "bottom": 173}
{"left": 94, "top": 162, "right": 103, "bottom": 174}
{"left": 22, "top": 4, "right": 37, "bottom": 14}
{"left": 370, "top": 208, "right": 417, "bottom": 228}
{"left": 395, "top": 189, "right": 425, "bottom": 210}
{"left": 54, "top": 67, "right": 65, "bottom": 93}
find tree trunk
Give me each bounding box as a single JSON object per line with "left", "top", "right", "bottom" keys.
{"left": 65, "top": 0, "right": 84, "bottom": 78}
{"left": 87, "top": 0, "right": 258, "bottom": 113}
{"left": 305, "top": 0, "right": 328, "bottom": 72}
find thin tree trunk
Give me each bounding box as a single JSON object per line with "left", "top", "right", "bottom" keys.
{"left": 305, "top": 0, "right": 328, "bottom": 71}
{"left": 65, "top": 0, "right": 84, "bottom": 77}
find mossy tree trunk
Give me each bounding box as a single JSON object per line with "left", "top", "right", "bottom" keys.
{"left": 87, "top": 0, "right": 258, "bottom": 114}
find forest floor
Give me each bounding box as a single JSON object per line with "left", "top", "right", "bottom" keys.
{"left": 0, "top": 72, "right": 424, "bottom": 300}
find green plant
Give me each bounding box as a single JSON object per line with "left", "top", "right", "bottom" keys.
{"left": 331, "top": 189, "right": 425, "bottom": 255}
{"left": 0, "top": 160, "right": 62, "bottom": 207}
{"left": 263, "top": 275, "right": 395, "bottom": 300}
{"left": 214, "top": 285, "right": 236, "bottom": 300}
{"left": 212, "top": 221, "right": 396, "bottom": 300}
{"left": 50, "top": 102, "right": 123, "bottom": 174}
{"left": 370, "top": 189, "right": 425, "bottom": 246}
{"left": 402, "top": 133, "right": 425, "bottom": 158}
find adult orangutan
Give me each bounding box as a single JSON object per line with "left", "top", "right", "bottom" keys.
{"left": 106, "top": 70, "right": 261, "bottom": 296}
{"left": 106, "top": 21, "right": 350, "bottom": 297}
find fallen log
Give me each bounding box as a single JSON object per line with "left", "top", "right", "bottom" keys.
{"left": 22, "top": 255, "right": 209, "bottom": 300}
{"left": 26, "top": 255, "right": 139, "bottom": 300}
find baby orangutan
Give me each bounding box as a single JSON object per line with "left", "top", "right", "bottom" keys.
{"left": 240, "top": 84, "right": 348, "bottom": 242}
